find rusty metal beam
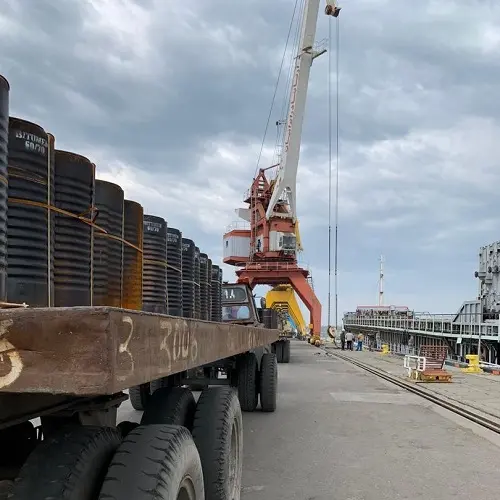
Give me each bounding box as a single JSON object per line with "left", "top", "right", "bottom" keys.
{"left": 0, "top": 307, "right": 280, "bottom": 396}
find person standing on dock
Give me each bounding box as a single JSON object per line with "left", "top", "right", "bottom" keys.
{"left": 345, "top": 331, "right": 354, "bottom": 350}
{"left": 356, "top": 333, "right": 364, "bottom": 351}
{"left": 340, "top": 329, "right": 346, "bottom": 350}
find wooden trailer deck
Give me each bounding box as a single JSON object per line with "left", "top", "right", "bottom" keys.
{"left": 0, "top": 306, "right": 280, "bottom": 396}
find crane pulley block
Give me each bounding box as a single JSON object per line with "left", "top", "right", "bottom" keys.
{"left": 325, "top": 1, "right": 341, "bottom": 17}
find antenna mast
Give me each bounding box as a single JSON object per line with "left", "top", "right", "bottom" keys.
{"left": 378, "top": 255, "right": 384, "bottom": 306}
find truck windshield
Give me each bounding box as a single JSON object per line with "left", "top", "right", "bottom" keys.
{"left": 222, "top": 305, "right": 251, "bottom": 321}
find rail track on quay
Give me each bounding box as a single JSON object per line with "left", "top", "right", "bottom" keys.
{"left": 319, "top": 346, "right": 500, "bottom": 435}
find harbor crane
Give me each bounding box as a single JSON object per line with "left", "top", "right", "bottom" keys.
{"left": 223, "top": 0, "right": 341, "bottom": 345}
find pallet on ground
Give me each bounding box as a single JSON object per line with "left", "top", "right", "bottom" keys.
{"left": 413, "top": 369, "right": 452, "bottom": 383}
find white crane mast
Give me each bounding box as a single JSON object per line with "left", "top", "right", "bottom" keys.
{"left": 265, "top": 0, "right": 340, "bottom": 221}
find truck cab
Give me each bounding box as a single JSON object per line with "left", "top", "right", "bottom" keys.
{"left": 222, "top": 282, "right": 291, "bottom": 363}
{"left": 221, "top": 283, "right": 261, "bottom": 326}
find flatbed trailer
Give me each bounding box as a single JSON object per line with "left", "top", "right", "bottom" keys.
{"left": 0, "top": 306, "right": 280, "bottom": 500}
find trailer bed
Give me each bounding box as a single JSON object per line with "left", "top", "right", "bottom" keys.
{"left": 0, "top": 306, "right": 280, "bottom": 396}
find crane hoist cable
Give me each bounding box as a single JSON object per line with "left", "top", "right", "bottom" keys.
{"left": 327, "top": 12, "right": 340, "bottom": 333}
{"left": 277, "top": 0, "right": 304, "bottom": 153}
{"left": 255, "top": 0, "right": 301, "bottom": 178}
{"left": 334, "top": 14, "right": 340, "bottom": 331}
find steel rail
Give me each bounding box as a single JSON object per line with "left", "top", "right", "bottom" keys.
{"left": 322, "top": 348, "right": 500, "bottom": 434}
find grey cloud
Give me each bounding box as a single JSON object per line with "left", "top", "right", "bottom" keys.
{"left": 1, "top": 0, "right": 499, "bottom": 319}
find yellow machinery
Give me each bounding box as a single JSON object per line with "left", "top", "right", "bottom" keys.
{"left": 265, "top": 284, "right": 308, "bottom": 338}
{"left": 265, "top": 284, "right": 309, "bottom": 363}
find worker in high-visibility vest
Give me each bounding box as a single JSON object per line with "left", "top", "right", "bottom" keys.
{"left": 356, "top": 333, "right": 364, "bottom": 351}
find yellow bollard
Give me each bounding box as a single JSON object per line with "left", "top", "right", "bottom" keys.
{"left": 381, "top": 344, "right": 390, "bottom": 355}
{"left": 461, "top": 354, "right": 483, "bottom": 373}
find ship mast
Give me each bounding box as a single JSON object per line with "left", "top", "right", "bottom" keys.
{"left": 378, "top": 255, "right": 384, "bottom": 306}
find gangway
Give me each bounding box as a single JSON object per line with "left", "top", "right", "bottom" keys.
{"left": 403, "top": 345, "right": 452, "bottom": 383}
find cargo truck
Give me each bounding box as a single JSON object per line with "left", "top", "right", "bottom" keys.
{"left": 0, "top": 304, "right": 280, "bottom": 499}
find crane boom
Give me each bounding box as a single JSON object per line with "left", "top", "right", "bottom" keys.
{"left": 223, "top": 0, "right": 341, "bottom": 343}
{"left": 265, "top": 0, "right": 335, "bottom": 221}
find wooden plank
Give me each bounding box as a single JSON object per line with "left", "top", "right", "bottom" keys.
{"left": 0, "top": 307, "right": 280, "bottom": 396}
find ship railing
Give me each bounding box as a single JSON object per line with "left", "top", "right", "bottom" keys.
{"left": 343, "top": 313, "right": 499, "bottom": 339}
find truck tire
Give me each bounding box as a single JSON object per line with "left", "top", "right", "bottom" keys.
{"left": 259, "top": 353, "right": 277, "bottom": 412}
{"left": 129, "top": 383, "right": 151, "bottom": 411}
{"left": 236, "top": 352, "right": 258, "bottom": 412}
{"left": 99, "top": 425, "right": 204, "bottom": 500}
{"left": 282, "top": 340, "right": 291, "bottom": 364}
{"left": 117, "top": 421, "right": 139, "bottom": 438}
{"left": 275, "top": 342, "right": 283, "bottom": 363}
{"left": 0, "top": 421, "right": 38, "bottom": 479}
{"left": 12, "top": 425, "right": 121, "bottom": 500}
{"left": 0, "top": 480, "right": 13, "bottom": 500}
{"left": 150, "top": 378, "right": 165, "bottom": 393}
{"left": 189, "top": 384, "right": 206, "bottom": 391}
{"left": 192, "top": 387, "right": 243, "bottom": 500}
{"left": 141, "top": 387, "right": 196, "bottom": 430}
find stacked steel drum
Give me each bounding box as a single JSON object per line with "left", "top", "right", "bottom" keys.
{"left": 0, "top": 74, "right": 222, "bottom": 319}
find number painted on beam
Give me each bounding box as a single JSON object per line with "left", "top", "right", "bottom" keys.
{"left": 0, "top": 319, "right": 23, "bottom": 389}
{"left": 160, "top": 319, "right": 172, "bottom": 372}
{"left": 161, "top": 320, "right": 198, "bottom": 367}
{"left": 117, "top": 316, "right": 135, "bottom": 381}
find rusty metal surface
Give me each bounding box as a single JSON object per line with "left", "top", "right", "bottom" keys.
{"left": 0, "top": 307, "right": 280, "bottom": 396}
{"left": 122, "top": 200, "right": 143, "bottom": 311}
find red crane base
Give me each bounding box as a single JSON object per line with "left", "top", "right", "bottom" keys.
{"left": 235, "top": 263, "right": 322, "bottom": 340}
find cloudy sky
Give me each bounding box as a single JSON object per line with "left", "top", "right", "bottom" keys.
{"left": 1, "top": 0, "right": 499, "bottom": 324}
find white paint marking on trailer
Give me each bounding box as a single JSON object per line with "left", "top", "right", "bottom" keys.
{"left": 0, "top": 318, "right": 23, "bottom": 389}
{"left": 162, "top": 320, "right": 199, "bottom": 367}
{"left": 160, "top": 319, "right": 173, "bottom": 372}
{"left": 117, "top": 316, "right": 135, "bottom": 381}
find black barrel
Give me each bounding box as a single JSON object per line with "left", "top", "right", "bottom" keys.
{"left": 93, "top": 180, "right": 124, "bottom": 307}
{"left": 47, "top": 134, "right": 55, "bottom": 307}
{"left": 53, "top": 150, "right": 94, "bottom": 307}
{"left": 181, "top": 238, "right": 196, "bottom": 318}
{"left": 211, "top": 265, "right": 222, "bottom": 322}
{"left": 0, "top": 76, "right": 8, "bottom": 302}
{"left": 218, "top": 267, "right": 223, "bottom": 321}
{"left": 194, "top": 246, "right": 201, "bottom": 319}
{"left": 207, "top": 257, "right": 213, "bottom": 320}
{"left": 7, "top": 117, "right": 53, "bottom": 307}
{"left": 142, "top": 214, "right": 167, "bottom": 314}
{"left": 199, "top": 252, "right": 210, "bottom": 320}
{"left": 123, "top": 200, "right": 143, "bottom": 311}
{"left": 167, "top": 227, "right": 183, "bottom": 316}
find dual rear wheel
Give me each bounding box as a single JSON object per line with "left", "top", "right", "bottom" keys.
{"left": 235, "top": 352, "right": 278, "bottom": 413}
{"left": 274, "top": 339, "right": 291, "bottom": 364}
{"left": 10, "top": 349, "right": 280, "bottom": 499}
{"left": 10, "top": 387, "right": 244, "bottom": 500}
